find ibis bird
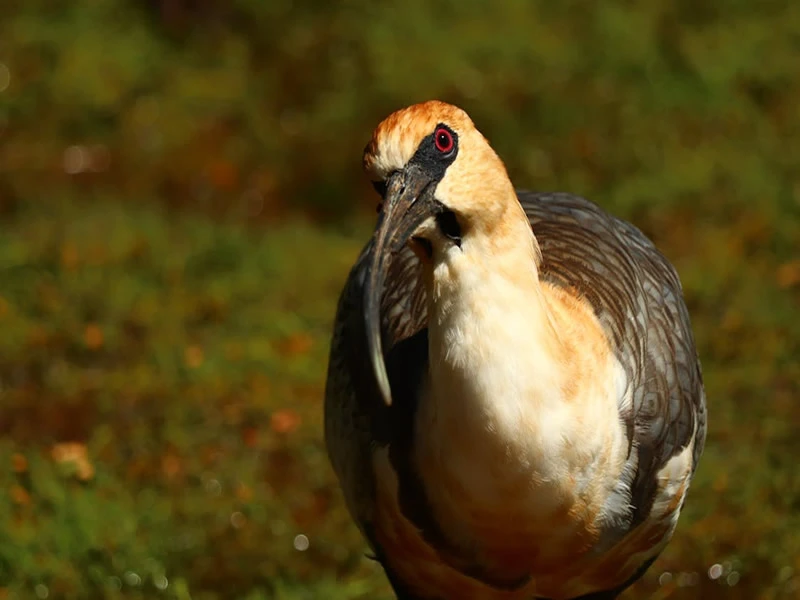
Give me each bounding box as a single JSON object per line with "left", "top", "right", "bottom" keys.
{"left": 325, "top": 101, "right": 706, "bottom": 600}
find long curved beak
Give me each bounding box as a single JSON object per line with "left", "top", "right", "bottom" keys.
{"left": 364, "top": 165, "right": 436, "bottom": 405}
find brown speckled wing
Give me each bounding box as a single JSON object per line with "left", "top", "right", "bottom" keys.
{"left": 518, "top": 191, "right": 707, "bottom": 530}
{"left": 323, "top": 238, "right": 427, "bottom": 536}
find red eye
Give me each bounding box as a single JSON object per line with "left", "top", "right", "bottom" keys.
{"left": 434, "top": 128, "right": 454, "bottom": 153}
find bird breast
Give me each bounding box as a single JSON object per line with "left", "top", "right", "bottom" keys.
{"left": 411, "top": 255, "right": 632, "bottom": 577}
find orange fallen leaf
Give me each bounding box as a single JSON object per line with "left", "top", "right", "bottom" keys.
{"left": 236, "top": 482, "right": 254, "bottom": 502}
{"left": 242, "top": 426, "right": 260, "bottom": 448}
{"left": 281, "top": 333, "right": 313, "bottom": 357}
{"left": 51, "top": 442, "right": 95, "bottom": 482}
{"left": 777, "top": 260, "right": 800, "bottom": 289}
{"left": 206, "top": 160, "right": 239, "bottom": 191}
{"left": 161, "top": 453, "right": 182, "bottom": 480}
{"left": 11, "top": 453, "right": 27, "bottom": 474}
{"left": 571, "top": 129, "right": 596, "bottom": 159}
{"left": 61, "top": 243, "right": 79, "bottom": 270}
{"left": 10, "top": 485, "right": 30, "bottom": 506}
{"left": 270, "top": 409, "right": 301, "bottom": 434}
{"left": 27, "top": 326, "right": 49, "bottom": 347}
{"left": 84, "top": 324, "right": 104, "bottom": 349}
{"left": 184, "top": 345, "right": 204, "bottom": 368}
{"left": 0, "top": 296, "right": 8, "bottom": 319}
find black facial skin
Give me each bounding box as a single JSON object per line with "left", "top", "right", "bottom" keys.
{"left": 435, "top": 207, "right": 462, "bottom": 247}
{"left": 409, "top": 123, "right": 459, "bottom": 180}
{"left": 371, "top": 179, "right": 388, "bottom": 198}
{"left": 365, "top": 122, "right": 463, "bottom": 405}
{"left": 370, "top": 123, "right": 462, "bottom": 246}
{"left": 407, "top": 125, "right": 462, "bottom": 250}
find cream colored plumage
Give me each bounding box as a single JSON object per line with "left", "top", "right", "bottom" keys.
{"left": 325, "top": 101, "right": 706, "bottom": 600}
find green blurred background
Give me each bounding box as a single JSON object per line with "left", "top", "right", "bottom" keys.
{"left": 1, "top": 1, "right": 799, "bottom": 598}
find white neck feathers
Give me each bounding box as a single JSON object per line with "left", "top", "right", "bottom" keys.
{"left": 413, "top": 211, "right": 627, "bottom": 523}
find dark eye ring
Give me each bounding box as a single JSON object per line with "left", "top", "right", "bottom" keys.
{"left": 434, "top": 128, "right": 454, "bottom": 153}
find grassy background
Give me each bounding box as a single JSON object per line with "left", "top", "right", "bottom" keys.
{"left": 1, "top": 0, "right": 799, "bottom": 598}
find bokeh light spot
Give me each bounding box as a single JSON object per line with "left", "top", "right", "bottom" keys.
{"left": 293, "top": 534, "right": 309, "bottom": 551}
{"left": 230, "top": 511, "right": 246, "bottom": 529}
{"left": 64, "top": 145, "right": 87, "bottom": 174}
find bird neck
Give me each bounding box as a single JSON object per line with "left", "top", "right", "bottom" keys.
{"left": 424, "top": 212, "right": 567, "bottom": 425}
{"left": 418, "top": 199, "right": 622, "bottom": 472}
{"left": 412, "top": 203, "right": 627, "bottom": 560}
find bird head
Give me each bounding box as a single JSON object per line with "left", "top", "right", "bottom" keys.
{"left": 361, "top": 101, "right": 530, "bottom": 405}
{"left": 363, "top": 101, "right": 519, "bottom": 261}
